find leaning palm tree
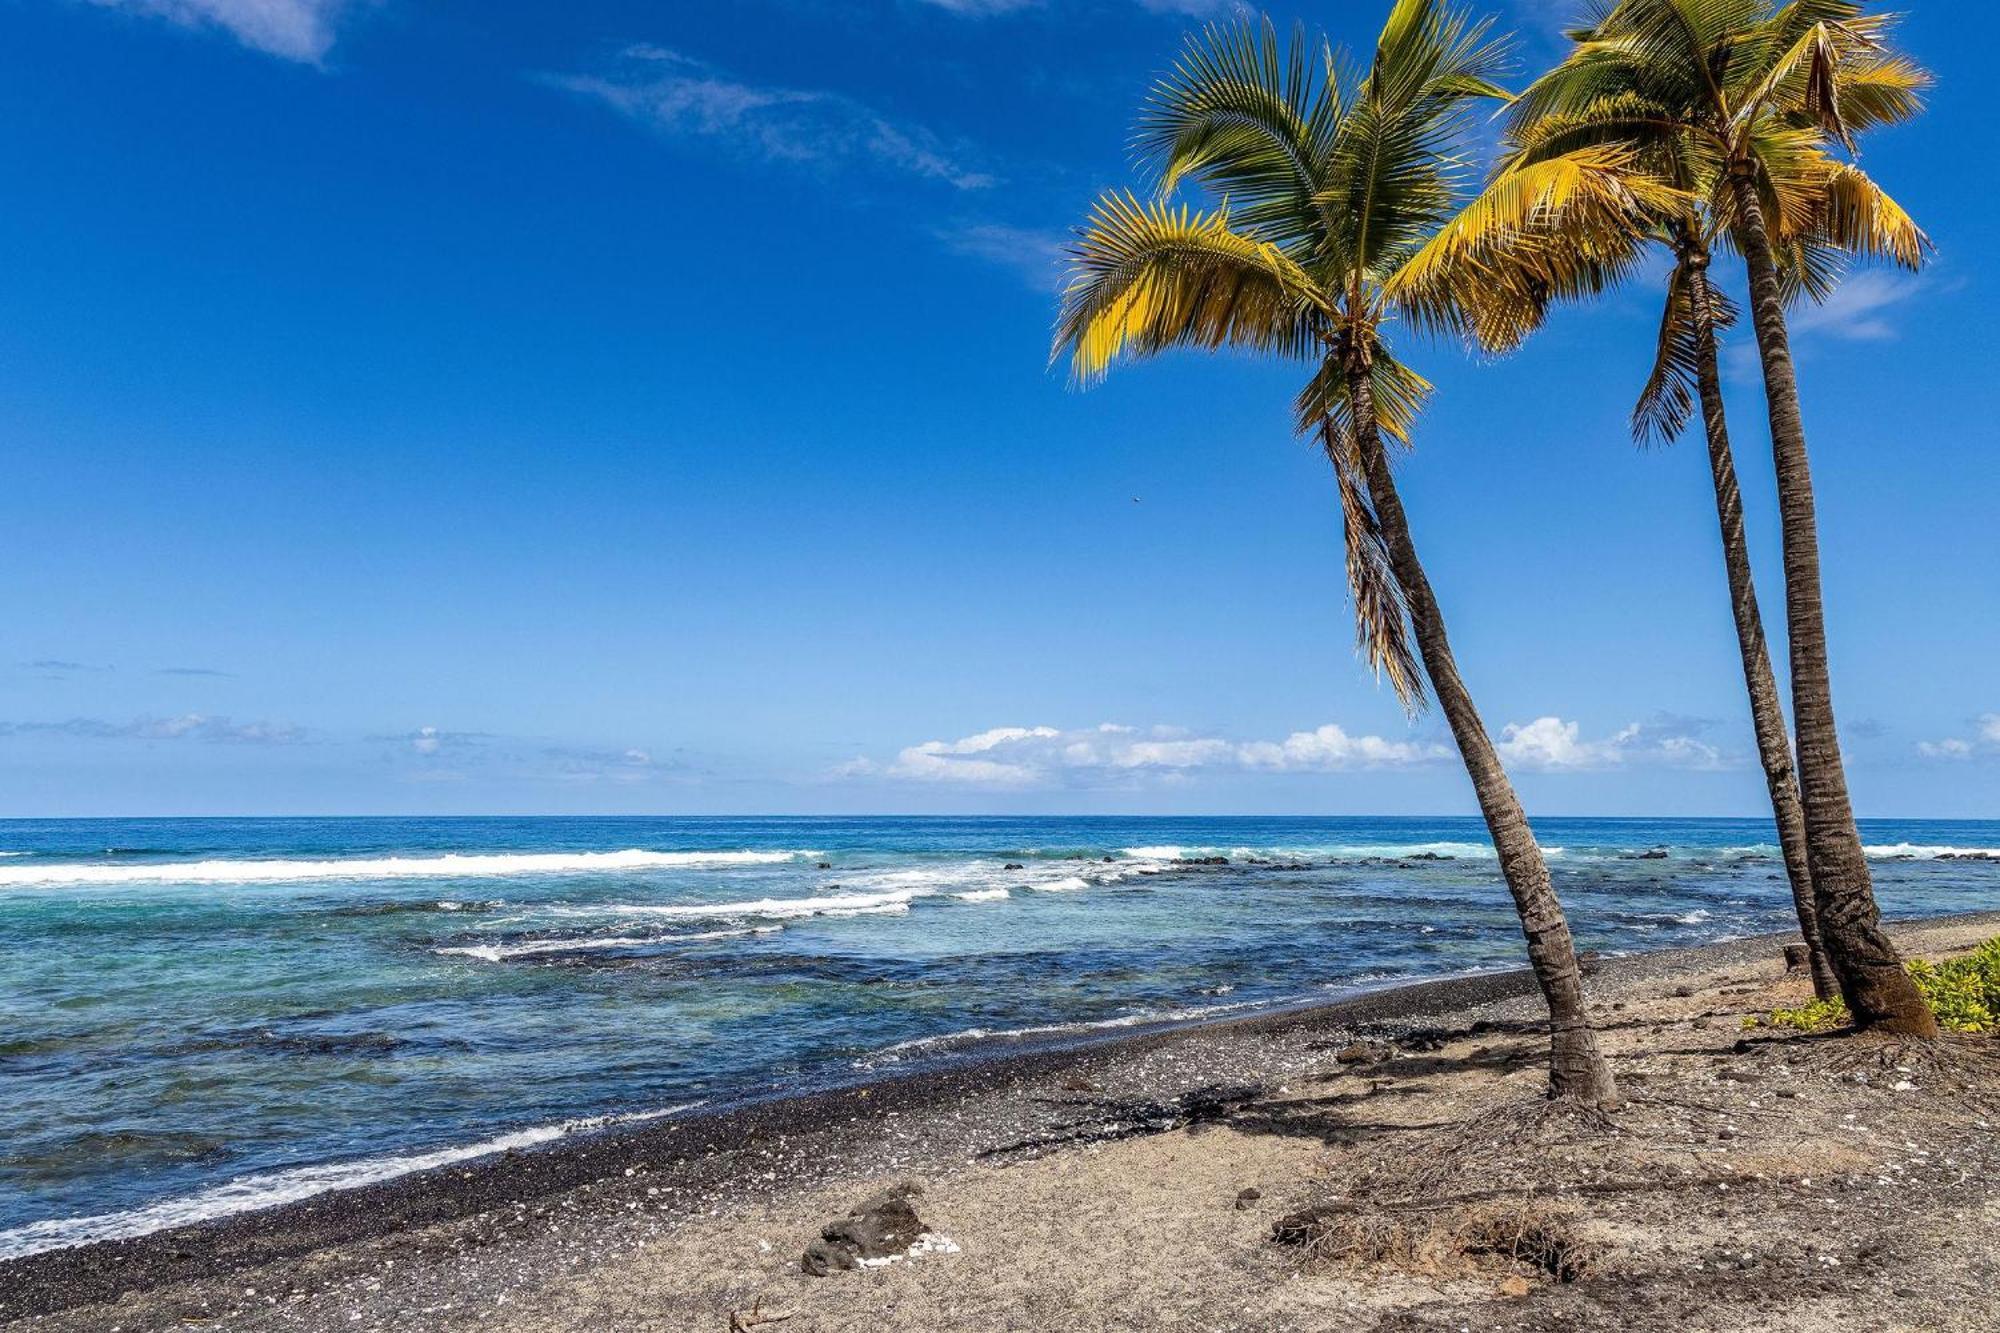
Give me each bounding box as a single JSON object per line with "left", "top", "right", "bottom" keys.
{"left": 1509, "top": 0, "right": 1937, "bottom": 1035}
{"left": 1425, "top": 93, "right": 1931, "bottom": 1003}
{"left": 1054, "top": 3, "right": 1670, "bottom": 1104}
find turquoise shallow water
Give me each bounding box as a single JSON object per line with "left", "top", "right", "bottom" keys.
{"left": 2, "top": 814, "right": 1996, "bottom": 1257}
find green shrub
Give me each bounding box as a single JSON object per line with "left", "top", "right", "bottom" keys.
{"left": 1757, "top": 935, "right": 2000, "bottom": 1035}
{"left": 1763, "top": 996, "right": 1850, "bottom": 1033}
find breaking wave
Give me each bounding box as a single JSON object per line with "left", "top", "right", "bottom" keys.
{"left": 0, "top": 849, "right": 819, "bottom": 888}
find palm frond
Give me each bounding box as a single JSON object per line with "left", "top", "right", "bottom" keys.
{"left": 1054, "top": 193, "right": 1328, "bottom": 383}
{"left": 1387, "top": 144, "right": 1680, "bottom": 350}
{"left": 1811, "top": 159, "right": 1930, "bottom": 268}
{"left": 1324, "top": 417, "right": 1426, "bottom": 711}
{"left": 1293, "top": 344, "right": 1435, "bottom": 447}
{"left": 1632, "top": 251, "right": 1736, "bottom": 445}
{"left": 1137, "top": 19, "right": 1341, "bottom": 250}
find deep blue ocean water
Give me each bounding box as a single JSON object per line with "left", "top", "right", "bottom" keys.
{"left": 2, "top": 814, "right": 1996, "bottom": 1257}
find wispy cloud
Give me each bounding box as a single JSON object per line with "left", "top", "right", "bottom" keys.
{"left": 1494, "top": 715, "right": 1730, "bottom": 772}
{"left": 84, "top": 0, "right": 359, "bottom": 64}
{"left": 548, "top": 45, "right": 995, "bottom": 190}
{"left": 385, "top": 724, "right": 681, "bottom": 785}
{"left": 154, "top": 666, "right": 235, "bottom": 678}
{"left": 1787, "top": 270, "right": 1928, "bottom": 342}
{"left": 936, "top": 221, "right": 1070, "bottom": 290}
{"left": 1918, "top": 713, "right": 2000, "bottom": 761}
{"left": 915, "top": 0, "right": 1244, "bottom": 15}
{"left": 835, "top": 721, "right": 1449, "bottom": 788}
{"left": 0, "top": 714, "right": 304, "bottom": 744}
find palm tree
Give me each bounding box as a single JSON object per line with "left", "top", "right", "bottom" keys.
{"left": 1435, "top": 92, "right": 1931, "bottom": 1004}
{"left": 1054, "top": 3, "right": 1668, "bottom": 1104}
{"left": 1509, "top": 0, "right": 1938, "bottom": 1034}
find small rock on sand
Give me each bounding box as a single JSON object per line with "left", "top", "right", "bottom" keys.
{"left": 802, "top": 1182, "right": 929, "bottom": 1276}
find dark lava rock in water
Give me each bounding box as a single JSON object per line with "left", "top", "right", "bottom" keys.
{"left": 1003, "top": 862, "right": 1025, "bottom": 871}
{"left": 802, "top": 1182, "right": 928, "bottom": 1276}
{"left": 1173, "top": 856, "right": 1230, "bottom": 866}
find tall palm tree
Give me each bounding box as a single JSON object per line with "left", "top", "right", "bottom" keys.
{"left": 1509, "top": 0, "right": 1938, "bottom": 1034}
{"left": 1054, "top": 3, "right": 1671, "bottom": 1104}
{"left": 1428, "top": 95, "right": 1931, "bottom": 1004}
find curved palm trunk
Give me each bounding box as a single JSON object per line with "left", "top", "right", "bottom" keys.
{"left": 1726, "top": 174, "right": 1936, "bottom": 1035}
{"left": 1345, "top": 358, "right": 1617, "bottom": 1105}
{"left": 1681, "top": 244, "right": 1838, "bottom": 1001}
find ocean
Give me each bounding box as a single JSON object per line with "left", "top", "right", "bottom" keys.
{"left": 2, "top": 814, "right": 1995, "bottom": 1259}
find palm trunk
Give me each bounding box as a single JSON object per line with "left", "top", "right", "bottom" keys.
{"left": 1345, "top": 354, "right": 1617, "bottom": 1105}
{"left": 1726, "top": 172, "right": 1936, "bottom": 1036}
{"left": 1680, "top": 242, "right": 1838, "bottom": 1001}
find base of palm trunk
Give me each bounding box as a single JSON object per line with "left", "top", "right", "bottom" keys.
{"left": 1824, "top": 922, "right": 1941, "bottom": 1038}
{"left": 1546, "top": 1025, "right": 1618, "bottom": 1107}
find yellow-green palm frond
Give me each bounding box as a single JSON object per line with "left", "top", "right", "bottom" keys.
{"left": 1386, "top": 145, "right": 1683, "bottom": 351}
{"left": 1810, "top": 160, "right": 1929, "bottom": 268}
{"left": 1367, "top": 0, "right": 1512, "bottom": 111}
{"left": 1319, "top": 0, "right": 1513, "bottom": 282}
{"left": 1137, "top": 18, "right": 1341, "bottom": 249}
{"left": 1053, "top": 193, "right": 1329, "bottom": 384}
{"left": 1323, "top": 418, "right": 1426, "bottom": 712}
{"left": 1823, "top": 49, "right": 1929, "bottom": 133}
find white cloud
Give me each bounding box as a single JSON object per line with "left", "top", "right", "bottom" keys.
{"left": 1495, "top": 715, "right": 1728, "bottom": 772}
{"left": 87, "top": 0, "right": 357, "bottom": 63}
{"left": 838, "top": 721, "right": 1448, "bottom": 788}
{"left": 0, "top": 713, "right": 304, "bottom": 744}
{"left": 549, "top": 46, "right": 994, "bottom": 190}
{"left": 1917, "top": 713, "right": 2000, "bottom": 761}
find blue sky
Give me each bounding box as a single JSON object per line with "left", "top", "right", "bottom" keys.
{"left": 1, "top": 0, "right": 1994, "bottom": 818}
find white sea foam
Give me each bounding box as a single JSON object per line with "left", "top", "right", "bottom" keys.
{"left": 1864, "top": 843, "right": 2000, "bottom": 862}
{"left": 0, "top": 1103, "right": 705, "bottom": 1262}
{"left": 0, "top": 849, "right": 819, "bottom": 888}
{"left": 952, "top": 888, "right": 1010, "bottom": 903}
{"left": 854, "top": 998, "right": 1272, "bottom": 1068}
{"left": 576, "top": 887, "right": 933, "bottom": 921}
{"left": 1118, "top": 840, "right": 1539, "bottom": 863}
{"left": 434, "top": 926, "right": 781, "bottom": 962}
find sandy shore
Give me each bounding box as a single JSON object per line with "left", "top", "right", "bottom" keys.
{"left": 7, "top": 912, "right": 1999, "bottom": 1332}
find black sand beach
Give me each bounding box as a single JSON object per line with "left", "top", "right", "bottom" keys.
{"left": 11, "top": 912, "right": 2000, "bottom": 1331}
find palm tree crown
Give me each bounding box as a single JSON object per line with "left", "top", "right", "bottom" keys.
{"left": 1055, "top": 2, "right": 1668, "bottom": 706}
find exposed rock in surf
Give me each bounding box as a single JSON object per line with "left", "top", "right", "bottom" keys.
{"left": 1003, "top": 863, "right": 1024, "bottom": 871}
{"left": 1173, "top": 856, "right": 1230, "bottom": 867}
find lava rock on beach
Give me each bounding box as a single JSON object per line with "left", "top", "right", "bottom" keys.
{"left": 801, "top": 1182, "right": 929, "bottom": 1276}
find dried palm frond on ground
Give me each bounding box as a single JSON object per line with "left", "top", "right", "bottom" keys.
{"left": 1272, "top": 1198, "right": 1600, "bottom": 1282}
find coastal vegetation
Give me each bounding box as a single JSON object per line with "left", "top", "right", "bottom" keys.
{"left": 1763, "top": 934, "right": 2000, "bottom": 1033}
{"left": 1057, "top": 0, "right": 1944, "bottom": 1075}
